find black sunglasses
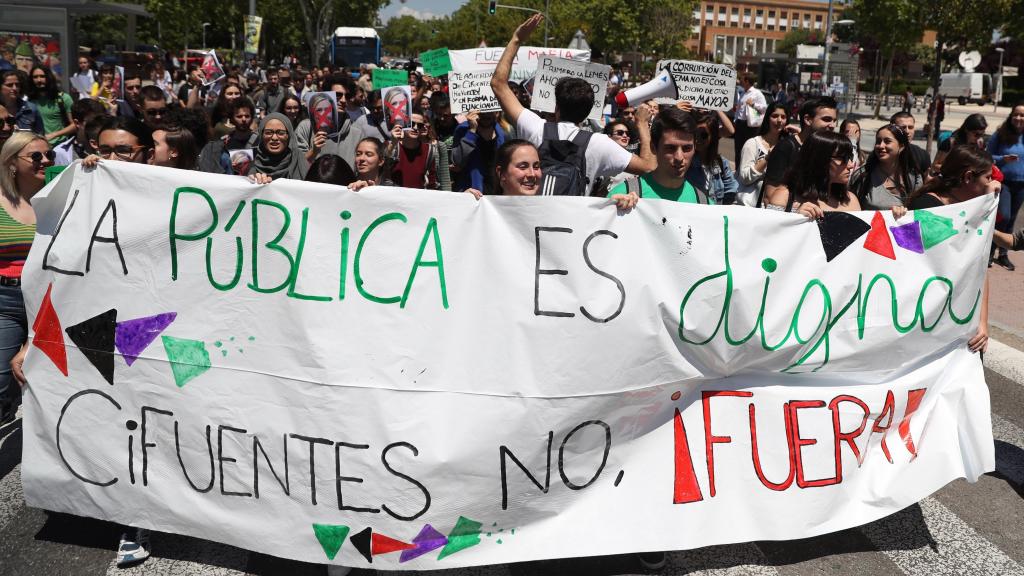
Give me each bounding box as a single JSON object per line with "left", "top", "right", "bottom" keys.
{"left": 1, "top": 117, "right": 15, "bottom": 127}
{"left": 21, "top": 150, "right": 56, "bottom": 163}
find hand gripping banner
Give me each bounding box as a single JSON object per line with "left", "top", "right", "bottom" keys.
{"left": 21, "top": 162, "right": 995, "bottom": 569}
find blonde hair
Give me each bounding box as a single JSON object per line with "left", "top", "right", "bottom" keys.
{"left": 0, "top": 131, "right": 46, "bottom": 201}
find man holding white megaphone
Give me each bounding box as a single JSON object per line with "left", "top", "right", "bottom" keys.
{"left": 614, "top": 68, "right": 679, "bottom": 109}
{"left": 490, "top": 14, "right": 657, "bottom": 198}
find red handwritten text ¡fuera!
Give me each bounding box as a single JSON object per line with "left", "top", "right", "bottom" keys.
{"left": 672, "top": 388, "right": 927, "bottom": 504}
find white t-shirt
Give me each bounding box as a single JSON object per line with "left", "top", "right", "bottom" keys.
{"left": 516, "top": 109, "right": 633, "bottom": 192}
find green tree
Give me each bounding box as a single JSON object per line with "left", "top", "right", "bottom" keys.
{"left": 918, "top": 0, "right": 1013, "bottom": 151}
{"left": 847, "top": 0, "right": 924, "bottom": 119}
{"left": 381, "top": 15, "right": 438, "bottom": 58}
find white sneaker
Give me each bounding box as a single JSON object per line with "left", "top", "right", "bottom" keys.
{"left": 326, "top": 566, "right": 352, "bottom": 576}
{"left": 116, "top": 528, "right": 151, "bottom": 568}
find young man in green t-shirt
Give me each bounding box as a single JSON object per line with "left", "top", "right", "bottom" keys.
{"left": 610, "top": 106, "right": 710, "bottom": 204}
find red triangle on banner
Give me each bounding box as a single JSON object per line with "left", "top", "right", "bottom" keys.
{"left": 863, "top": 212, "right": 896, "bottom": 260}
{"left": 32, "top": 284, "right": 68, "bottom": 376}
{"left": 371, "top": 532, "right": 416, "bottom": 556}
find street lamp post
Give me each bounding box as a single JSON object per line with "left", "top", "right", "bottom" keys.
{"left": 202, "top": 22, "right": 211, "bottom": 50}
{"left": 995, "top": 47, "right": 1005, "bottom": 113}
{"left": 822, "top": 3, "right": 854, "bottom": 95}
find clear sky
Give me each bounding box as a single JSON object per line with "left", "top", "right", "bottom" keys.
{"left": 380, "top": 0, "right": 467, "bottom": 21}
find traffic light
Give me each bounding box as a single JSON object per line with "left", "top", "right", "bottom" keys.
{"left": 488, "top": 0, "right": 497, "bottom": 15}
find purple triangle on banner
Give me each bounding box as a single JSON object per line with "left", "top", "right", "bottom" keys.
{"left": 115, "top": 312, "right": 177, "bottom": 366}
{"left": 399, "top": 524, "right": 448, "bottom": 563}
{"left": 890, "top": 221, "right": 925, "bottom": 254}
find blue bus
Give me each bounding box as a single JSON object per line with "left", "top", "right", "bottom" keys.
{"left": 329, "top": 27, "right": 380, "bottom": 68}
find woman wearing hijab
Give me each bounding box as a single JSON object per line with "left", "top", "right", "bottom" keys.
{"left": 251, "top": 112, "right": 308, "bottom": 182}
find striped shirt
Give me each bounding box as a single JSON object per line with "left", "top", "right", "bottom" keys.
{"left": 0, "top": 203, "right": 36, "bottom": 279}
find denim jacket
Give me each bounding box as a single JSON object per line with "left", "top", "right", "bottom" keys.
{"left": 686, "top": 155, "right": 738, "bottom": 203}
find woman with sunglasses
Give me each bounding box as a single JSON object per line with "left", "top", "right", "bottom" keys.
{"left": 686, "top": 109, "right": 738, "bottom": 205}
{"left": 738, "top": 103, "right": 787, "bottom": 206}
{"left": 772, "top": 130, "right": 860, "bottom": 218}
{"left": 0, "top": 131, "right": 52, "bottom": 425}
{"left": 388, "top": 111, "right": 438, "bottom": 189}
{"left": 906, "top": 145, "right": 999, "bottom": 354}
{"left": 590, "top": 119, "right": 638, "bottom": 198}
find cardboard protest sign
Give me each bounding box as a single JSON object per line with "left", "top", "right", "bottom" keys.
{"left": 420, "top": 48, "right": 452, "bottom": 77}
{"left": 23, "top": 161, "right": 995, "bottom": 570}
{"left": 201, "top": 50, "right": 226, "bottom": 87}
{"left": 531, "top": 56, "right": 610, "bottom": 120}
{"left": 381, "top": 85, "right": 412, "bottom": 128}
{"left": 373, "top": 68, "right": 408, "bottom": 91}
{"left": 449, "top": 46, "right": 590, "bottom": 82}
{"left": 306, "top": 91, "right": 339, "bottom": 136}
{"left": 655, "top": 59, "right": 737, "bottom": 111}
{"left": 447, "top": 68, "right": 501, "bottom": 114}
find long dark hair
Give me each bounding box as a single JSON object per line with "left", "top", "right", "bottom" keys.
{"left": 162, "top": 127, "right": 198, "bottom": 170}
{"left": 950, "top": 113, "right": 988, "bottom": 146}
{"left": 758, "top": 103, "right": 787, "bottom": 136}
{"left": 858, "top": 124, "right": 919, "bottom": 203}
{"left": 907, "top": 146, "right": 993, "bottom": 204}
{"left": 277, "top": 94, "right": 307, "bottom": 128}
{"left": 210, "top": 84, "right": 243, "bottom": 126}
{"left": 28, "top": 65, "right": 59, "bottom": 100}
{"left": 305, "top": 154, "right": 357, "bottom": 185}
{"left": 693, "top": 109, "right": 723, "bottom": 169}
{"left": 786, "top": 130, "right": 854, "bottom": 204}
{"left": 996, "top": 102, "right": 1024, "bottom": 146}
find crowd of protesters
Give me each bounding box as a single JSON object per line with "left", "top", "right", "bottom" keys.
{"left": 1, "top": 12, "right": 1023, "bottom": 573}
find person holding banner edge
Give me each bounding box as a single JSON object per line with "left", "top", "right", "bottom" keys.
{"left": 490, "top": 14, "right": 656, "bottom": 198}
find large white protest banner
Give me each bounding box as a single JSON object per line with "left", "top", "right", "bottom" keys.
{"left": 531, "top": 56, "right": 610, "bottom": 120}
{"left": 448, "top": 68, "right": 501, "bottom": 113}
{"left": 23, "top": 162, "right": 994, "bottom": 570}
{"left": 449, "top": 46, "right": 590, "bottom": 83}
{"left": 656, "top": 59, "right": 737, "bottom": 111}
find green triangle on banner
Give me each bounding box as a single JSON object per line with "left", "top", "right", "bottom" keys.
{"left": 913, "top": 209, "right": 958, "bottom": 249}
{"left": 438, "top": 516, "right": 482, "bottom": 560}
{"left": 312, "top": 523, "right": 350, "bottom": 560}
{"left": 161, "top": 335, "right": 211, "bottom": 387}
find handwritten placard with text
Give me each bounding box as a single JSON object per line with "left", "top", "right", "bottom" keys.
{"left": 420, "top": 48, "right": 452, "bottom": 77}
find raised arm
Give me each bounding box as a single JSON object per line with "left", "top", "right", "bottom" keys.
{"left": 490, "top": 14, "right": 543, "bottom": 125}
{"left": 624, "top": 102, "right": 657, "bottom": 175}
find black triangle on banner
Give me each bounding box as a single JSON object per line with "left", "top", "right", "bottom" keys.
{"left": 349, "top": 527, "right": 373, "bottom": 563}
{"left": 816, "top": 212, "right": 871, "bottom": 262}
{"left": 65, "top": 309, "right": 118, "bottom": 385}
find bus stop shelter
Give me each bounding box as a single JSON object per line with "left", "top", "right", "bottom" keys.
{"left": 0, "top": 0, "right": 150, "bottom": 90}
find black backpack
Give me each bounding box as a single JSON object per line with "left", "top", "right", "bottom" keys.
{"left": 537, "top": 122, "right": 592, "bottom": 196}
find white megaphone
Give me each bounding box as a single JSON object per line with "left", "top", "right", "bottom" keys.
{"left": 615, "top": 68, "right": 678, "bottom": 108}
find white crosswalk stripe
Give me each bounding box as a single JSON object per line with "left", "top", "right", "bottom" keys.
{"left": 861, "top": 496, "right": 1024, "bottom": 575}
{"left": 984, "top": 339, "right": 1024, "bottom": 385}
